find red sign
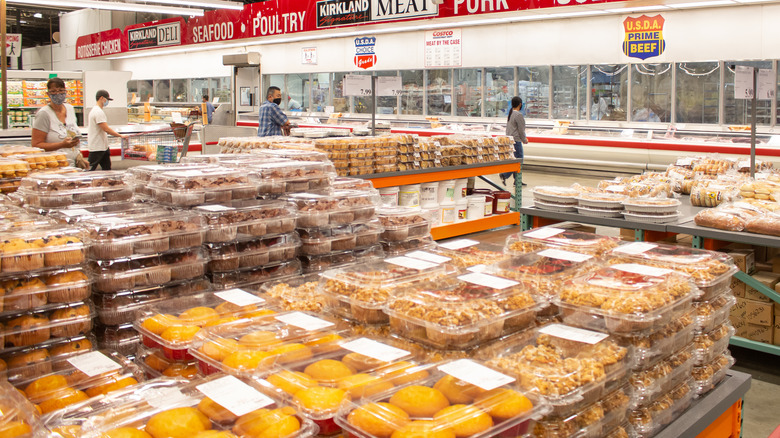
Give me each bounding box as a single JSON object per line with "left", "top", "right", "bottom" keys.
{"left": 188, "top": 9, "right": 245, "bottom": 44}
{"left": 75, "top": 28, "right": 125, "bottom": 59}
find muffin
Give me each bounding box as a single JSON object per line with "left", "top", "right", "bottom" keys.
{"left": 45, "top": 271, "right": 90, "bottom": 303}
{"left": 50, "top": 338, "right": 94, "bottom": 358}
{"left": 50, "top": 304, "right": 92, "bottom": 338}
{"left": 134, "top": 237, "right": 170, "bottom": 255}
{"left": 6, "top": 314, "right": 50, "bottom": 347}
{"left": 6, "top": 349, "right": 52, "bottom": 379}
{"left": 1, "top": 238, "right": 45, "bottom": 272}
{"left": 43, "top": 235, "right": 85, "bottom": 267}
{"left": 72, "top": 191, "right": 102, "bottom": 204}
{"left": 2, "top": 278, "right": 47, "bottom": 312}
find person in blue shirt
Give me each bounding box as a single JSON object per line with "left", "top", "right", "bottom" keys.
{"left": 258, "top": 86, "right": 290, "bottom": 136}
{"left": 202, "top": 95, "right": 215, "bottom": 124}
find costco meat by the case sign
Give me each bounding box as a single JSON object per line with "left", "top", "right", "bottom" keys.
{"left": 354, "top": 36, "right": 377, "bottom": 69}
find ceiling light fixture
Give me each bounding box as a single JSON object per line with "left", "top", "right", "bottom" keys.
{"left": 604, "top": 5, "right": 670, "bottom": 12}
{"left": 128, "top": 0, "right": 242, "bottom": 10}
{"left": 668, "top": 0, "right": 734, "bottom": 8}
{"left": 8, "top": 0, "right": 205, "bottom": 16}
{"left": 33, "top": 12, "right": 42, "bottom": 17}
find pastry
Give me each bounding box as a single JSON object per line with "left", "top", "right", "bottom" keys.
{"left": 44, "top": 235, "right": 85, "bottom": 267}
{"left": 49, "top": 304, "right": 92, "bottom": 338}
{"left": 1, "top": 238, "right": 45, "bottom": 272}
{"left": 6, "top": 349, "right": 52, "bottom": 380}
{"left": 6, "top": 314, "right": 50, "bottom": 347}
{"left": 45, "top": 270, "right": 90, "bottom": 303}
{"left": 1, "top": 278, "right": 47, "bottom": 312}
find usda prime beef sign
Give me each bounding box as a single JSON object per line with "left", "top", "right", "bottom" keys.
{"left": 316, "top": 0, "right": 437, "bottom": 28}
{"left": 128, "top": 22, "right": 182, "bottom": 50}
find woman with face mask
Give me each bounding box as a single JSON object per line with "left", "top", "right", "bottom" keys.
{"left": 31, "top": 77, "right": 84, "bottom": 167}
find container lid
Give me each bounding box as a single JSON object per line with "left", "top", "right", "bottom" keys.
{"left": 258, "top": 274, "right": 326, "bottom": 313}
{"left": 505, "top": 227, "right": 622, "bottom": 256}
{"left": 0, "top": 226, "right": 87, "bottom": 271}
{"left": 249, "top": 148, "right": 330, "bottom": 162}
{"left": 319, "top": 258, "right": 447, "bottom": 293}
{"left": 376, "top": 207, "right": 433, "bottom": 230}
{"left": 0, "top": 380, "right": 41, "bottom": 436}
{"left": 126, "top": 163, "right": 217, "bottom": 181}
{"left": 408, "top": 239, "right": 509, "bottom": 269}
{"left": 285, "top": 190, "right": 380, "bottom": 212}
{"left": 148, "top": 167, "right": 251, "bottom": 191}
{"left": 0, "top": 267, "right": 90, "bottom": 316}
{"left": 82, "top": 210, "right": 206, "bottom": 241}
{"left": 18, "top": 171, "right": 127, "bottom": 193}
{"left": 209, "top": 259, "right": 303, "bottom": 291}
{"left": 331, "top": 177, "right": 375, "bottom": 191}
{"left": 247, "top": 160, "right": 336, "bottom": 180}
{"left": 47, "top": 202, "right": 168, "bottom": 224}
{"left": 622, "top": 197, "right": 682, "bottom": 208}
{"left": 0, "top": 301, "right": 95, "bottom": 346}
{"left": 532, "top": 186, "right": 580, "bottom": 198}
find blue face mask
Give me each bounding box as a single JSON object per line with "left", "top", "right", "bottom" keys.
{"left": 49, "top": 93, "right": 67, "bottom": 105}
{"left": 102, "top": 98, "right": 109, "bottom": 107}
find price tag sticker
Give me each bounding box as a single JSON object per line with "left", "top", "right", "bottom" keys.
{"left": 439, "top": 239, "right": 480, "bottom": 250}
{"left": 197, "top": 376, "right": 275, "bottom": 417}
{"left": 67, "top": 351, "right": 122, "bottom": 377}
{"left": 143, "top": 387, "right": 194, "bottom": 409}
{"left": 613, "top": 242, "right": 658, "bottom": 255}
{"left": 275, "top": 312, "right": 334, "bottom": 331}
{"left": 676, "top": 157, "right": 694, "bottom": 167}
{"left": 458, "top": 272, "right": 519, "bottom": 290}
{"left": 406, "top": 251, "right": 451, "bottom": 264}
{"left": 467, "top": 264, "right": 488, "bottom": 273}
{"left": 524, "top": 227, "right": 564, "bottom": 239}
{"left": 171, "top": 112, "right": 183, "bottom": 124}
{"left": 343, "top": 74, "right": 372, "bottom": 97}
{"left": 215, "top": 289, "right": 264, "bottom": 307}
{"left": 438, "top": 359, "right": 515, "bottom": 391}
{"left": 197, "top": 205, "right": 236, "bottom": 212}
{"left": 385, "top": 256, "right": 440, "bottom": 271}
{"left": 341, "top": 338, "right": 410, "bottom": 363}
{"left": 539, "top": 324, "right": 610, "bottom": 345}
{"left": 612, "top": 263, "right": 673, "bottom": 277}
{"left": 538, "top": 249, "right": 592, "bottom": 263}
{"left": 60, "top": 208, "right": 92, "bottom": 217}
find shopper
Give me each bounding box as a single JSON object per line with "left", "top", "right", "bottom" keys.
{"left": 288, "top": 95, "right": 303, "bottom": 111}
{"left": 87, "top": 90, "right": 126, "bottom": 171}
{"left": 257, "top": 86, "right": 291, "bottom": 136}
{"left": 500, "top": 96, "right": 528, "bottom": 187}
{"left": 202, "top": 95, "right": 215, "bottom": 124}
{"left": 31, "top": 78, "right": 86, "bottom": 168}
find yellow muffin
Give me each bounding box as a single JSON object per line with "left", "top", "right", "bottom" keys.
{"left": 433, "top": 404, "right": 493, "bottom": 438}
{"left": 347, "top": 402, "right": 410, "bottom": 438}
{"left": 145, "top": 407, "right": 211, "bottom": 438}
{"left": 389, "top": 386, "right": 450, "bottom": 418}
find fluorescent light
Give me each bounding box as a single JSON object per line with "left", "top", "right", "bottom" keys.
{"left": 129, "top": 0, "right": 242, "bottom": 10}
{"left": 8, "top": 0, "right": 204, "bottom": 15}
{"left": 548, "top": 10, "right": 607, "bottom": 17}
{"left": 604, "top": 5, "right": 670, "bottom": 12}
{"left": 33, "top": 12, "right": 42, "bottom": 17}
{"left": 669, "top": 0, "right": 734, "bottom": 8}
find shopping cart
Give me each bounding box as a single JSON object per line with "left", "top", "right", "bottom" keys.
{"left": 120, "top": 123, "right": 195, "bottom": 163}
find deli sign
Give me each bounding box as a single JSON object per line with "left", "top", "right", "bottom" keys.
{"left": 128, "top": 21, "right": 182, "bottom": 50}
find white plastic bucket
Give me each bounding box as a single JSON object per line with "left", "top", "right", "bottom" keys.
{"left": 440, "top": 200, "right": 456, "bottom": 225}
{"left": 438, "top": 180, "right": 456, "bottom": 203}
{"left": 467, "top": 196, "right": 485, "bottom": 220}
{"left": 456, "top": 197, "right": 469, "bottom": 222}
{"left": 421, "top": 182, "right": 439, "bottom": 206}
{"left": 378, "top": 186, "right": 400, "bottom": 206}
{"left": 398, "top": 184, "right": 421, "bottom": 207}
{"left": 454, "top": 178, "right": 469, "bottom": 200}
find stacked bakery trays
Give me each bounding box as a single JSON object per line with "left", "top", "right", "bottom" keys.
{"left": 313, "top": 136, "right": 400, "bottom": 177}
{"left": 376, "top": 206, "right": 436, "bottom": 257}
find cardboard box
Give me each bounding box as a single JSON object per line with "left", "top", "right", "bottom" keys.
{"left": 744, "top": 272, "right": 780, "bottom": 303}
{"left": 729, "top": 243, "right": 767, "bottom": 263}
{"left": 774, "top": 320, "right": 780, "bottom": 347}
{"left": 723, "top": 249, "right": 755, "bottom": 275}
{"left": 676, "top": 234, "right": 693, "bottom": 246}
{"left": 737, "top": 322, "right": 773, "bottom": 344}
{"left": 768, "top": 247, "right": 780, "bottom": 261}
{"left": 731, "top": 276, "right": 745, "bottom": 297}
{"left": 772, "top": 255, "right": 780, "bottom": 274}
{"left": 756, "top": 262, "right": 773, "bottom": 273}
{"left": 619, "top": 228, "right": 634, "bottom": 242}
{"left": 732, "top": 297, "right": 773, "bottom": 326}
{"left": 774, "top": 302, "right": 780, "bottom": 316}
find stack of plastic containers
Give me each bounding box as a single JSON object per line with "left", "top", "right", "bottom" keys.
{"left": 81, "top": 210, "right": 210, "bottom": 357}
{"left": 376, "top": 206, "right": 435, "bottom": 256}
{"left": 286, "top": 190, "right": 384, "bottom": 274}
{"left": 248, "top": 160, "right": 336, "bottom": 196}
{"left": 410, "top": 238, "right": 510, "bottom": 269}
{"left": 145, "top": 167, "right": 258, "bottom": 207}
{"left": 606, "top": 242, "right": 738, "bottom": 397}
{"left": 195, "top": 199, "right": 302, "bottom": 290}
{"left": 0, "top": 224, "right": 97, "bottom": 388}
{"left": 504, "top": 226, "right": 623, "bottom": 257}
{"left": 0, "top": 157, "right": 29, "bottom": 194}
{"left": 0, "top": 380, "right": 41, "bottom": 437}
{"left": 17, "top": 171, "right": 134, "bottom": 210}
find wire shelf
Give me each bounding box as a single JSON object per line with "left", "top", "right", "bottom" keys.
{"left": 121, "top": 123, "right": 195, "bottom": 163}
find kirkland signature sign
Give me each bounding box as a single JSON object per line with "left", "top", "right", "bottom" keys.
{"left": 316, "top": 0, "right": 437, "bottom": 28}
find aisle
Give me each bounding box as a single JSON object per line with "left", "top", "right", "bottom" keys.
{"left": 468, "top": 170, "right": 780, "bottom": 438}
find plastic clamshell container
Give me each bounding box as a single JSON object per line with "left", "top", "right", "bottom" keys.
{"left": 92, "top": 278, "right": 211, "bottom": 326}
{"left": 83, "top": 211, "right": 207, "bottom": 260}
{"left": 330, "top": 177, "right": 375, "bottom": 191}
{"left": 532, "top": 186, "right": 580, "bottom": 204}
{"left": 195, "top": 199, "right": 298, "bottom": 243}
{"left": 189, "top": 312, "right": 348, "bottom": 378}
{"left": 381, "top": 236, "right": 436, "bottom": 256}
{"left": 628, "top": 378, "right": 695, "bottom": 438}
{"left": 692, "top": 352, "right": 734, "bottom": 396}
{"left": 46, "top": 202, "right": 167, "bottom": 224}
{"left": 300, "top": 246, "right": 385, "bottom": 275}
{"left": 505, "top": 227, "right": 622, "bottom": 256}
{"left": 248, "top": 161, "right": 336, "bottom": 195}
{"left": 318, "top": 259, "right": 449, "bottom": 325}
{"left": 615, "top": 309, "right": 696, "bottom": 364}
{"left": 485, "top": 249, "right": 600, "bottom": 304}
{"left": 249, "top": 148, "right": 330, "bottom": 162}
{"left": 555, "top": 264, "right": 697, "bottom": 334}
{"left": 628, "top": 343, "right": 696, "bottom": 404}
{"left": 622, "top": 197, "right": 681, "bottom": 214}
{"left": 125, "top": 163, "right": 217, "bottom": 183}
{"left": 286, "top": 190, "right": 380, "bottom": 228}
{"left": 484, "top": 324, "right": 630, "bottom": 415}
{"left": 416, "top": 239, "right": 510, "bottom": 268}
{"left": 608, "top": 242, "right": 738, "bottom": 300}
{"left": 10, "top": 350, "right": 143, "bottom": 412}
{"left": 53, "top": 374, "right": 318, "bottom": 438}
{"left": 376, "top": 207, "right": 433, "bottom": 242}
{"left": 1, "top": 334, "right": 96, "bottom": 382}
{"left": 147, "top": 168, "right": 257, "bottom": 207}
{"left": 135, "top": 346, "right": 200, "bottom": 380}
{"left": 576, "top": 192, "right": 627, "bottom": 209}
{"left": 693, "top": 293, "right": 737, "bottom": 333}
{"left": 334, "top": 358, "right": 550, "bottom": 438}
{"left": 0, "top": 226, "right": 87, "bottom": 273}
{"left": 0, "top": 301, "right": 95, "bottom": 349}
{"left": 576, "top": 205, "right": 625, "bottom": 218}
{"left": 205, "top": 233, "right": 300, "bottom": 273}
{"left": 386, "top": 273, "right": 545, "bottom": 349}
{"left": 134, "top": 290, "right": 280, "bottom": 360}
{"left": 258, "top": 274, "right": 327, "bottom": 313}
{"left": 257, "top": 335, "right": 422, "bottom": 435}
{"left": 693, "top": 323, "right": 734, "bottom": 366}
{"left": 90, "top": 249, "right": 209, "bottom": 294}
{"left": 17, "top": 171, "right": 132, "bottom": 208}
{"left": 533, "top": 382, "right": 631, "bottom": 438}
{"left": 209, "top": 259, "right": 302, "bottom": 290}
{"left": 93, "top": 323, "right": 140, "bottom": 358}
{"left": 0, "top": 267, "right": 91, "bottom": 315}
{"left": 298, "top": 224, "right": 359, "bottom": 256}
{"left": 0, "top": 380, "right": 41, "bottom": 437}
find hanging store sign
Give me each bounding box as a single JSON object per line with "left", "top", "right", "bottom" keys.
{"left": 622, "top": 15, "right": 666, "bottom": 60}
{"left": 127, "top": 19, "right": 183, "bottom": 50}
{"left": 354, "top": 36, "right": 377, "bottom": 69}
{"left": 424, "top": 28, "right": 461, "bottom": 67}
{"left": 189, "top": 9, "right": 244, "bottom": 44}
{"left": 75, "top": 28, "right": 124, "bottom": 59}
{"left": 316, "top": 0, "right": 371, "bottom": 27}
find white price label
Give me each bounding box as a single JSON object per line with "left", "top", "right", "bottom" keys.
{"left": 467, "top": 264, "right": 488, "bottom": 273}
{"left": 275, "top": 312, "right": 334, "bottom": 331}
{"left": 341, "top": 338, "right": 410, "bottom": 363}
{"left": 458, "top": 272, "right": 519, "bottom": 290}
{"left": 612, "top": 263, "right": 673, "bottom": 277}
{"left": 613, "top": 242, "right": 658, "bottom": 255}
{"left": 60, "top": 208, "right": 92, "bottom": 217}
{"left": 377, "top": 76, "right": 403, "bottom": 97}
{"left": 738, "top": 160, "right": 750, "bottom": 169}
{"left": 605, "top": 185, "right": 626, "bottom": 192}
{"left": 406, "top": 250, "right": 451, "bottom": 264}
{"left": 524, "top": 227, "right": 564, "bottom": 240}
{"left": 215, "top": 289, "right": 265, "bottom": 307}
{"left": 385, "top": 256, "right": 440, "bottom": 271}
{"left": 539, "top": 324, "right": 610, "bottom": 345}
{"left": 538, "top": 249, "right": 593, "bottom": 263}
{"left": 675, "top": 157, "right": 694, "bottom": 167}
{"left": 438, "top": 359, "right": 515, "bottom": 391}
{"left": 143, "top": 387, "right": 194, "bottom": 409}
{"left": 439, "top": 239, "right": 480, "bottom": 250}
{"left": 758, "top": 68, "right": 776, "bottom": 100}
{"left": 734, "top": 65, "right": 755, "bottom": 99}
{"left": 197, "top": 205, "right": 235, "bottom": 212}
{"left": 67, "top": 351, "right": 122, "bottom": 377}
{"left": 171, "top": 112, "right": 183, "bottom": 123}
{"left": 343, "top": 74, "right": 372, "bottom": 97}
{"left": 197, "top": 376, "right": 274, "bottom": 417}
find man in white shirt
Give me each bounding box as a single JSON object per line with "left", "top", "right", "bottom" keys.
{"left": 88, "top": 90, "right": 126, "bottom": 170}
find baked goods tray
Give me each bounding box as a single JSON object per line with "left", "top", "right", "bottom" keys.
{"left": 622, "top": 211, "right": 682, "bottom": 224}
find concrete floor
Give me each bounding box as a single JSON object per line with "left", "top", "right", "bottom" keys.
{"left": 468, "top": 169, "right": 780, "bottom": 437}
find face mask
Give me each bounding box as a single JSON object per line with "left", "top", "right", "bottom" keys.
{"left": 102, "top": 99, "right": 109, "bottom": 107}
{"left": 49, "top": 93, "right": 67, "bottom": 105}
{"left": 273, "top": 98, "right": 282, "bottom": 105}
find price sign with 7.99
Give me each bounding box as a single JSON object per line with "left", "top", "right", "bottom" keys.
{"left": 343, "top": 74, "right": 372, "bottom": 97}
{"left": 377, "top": 76, "right": 402, "bottom": 97}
